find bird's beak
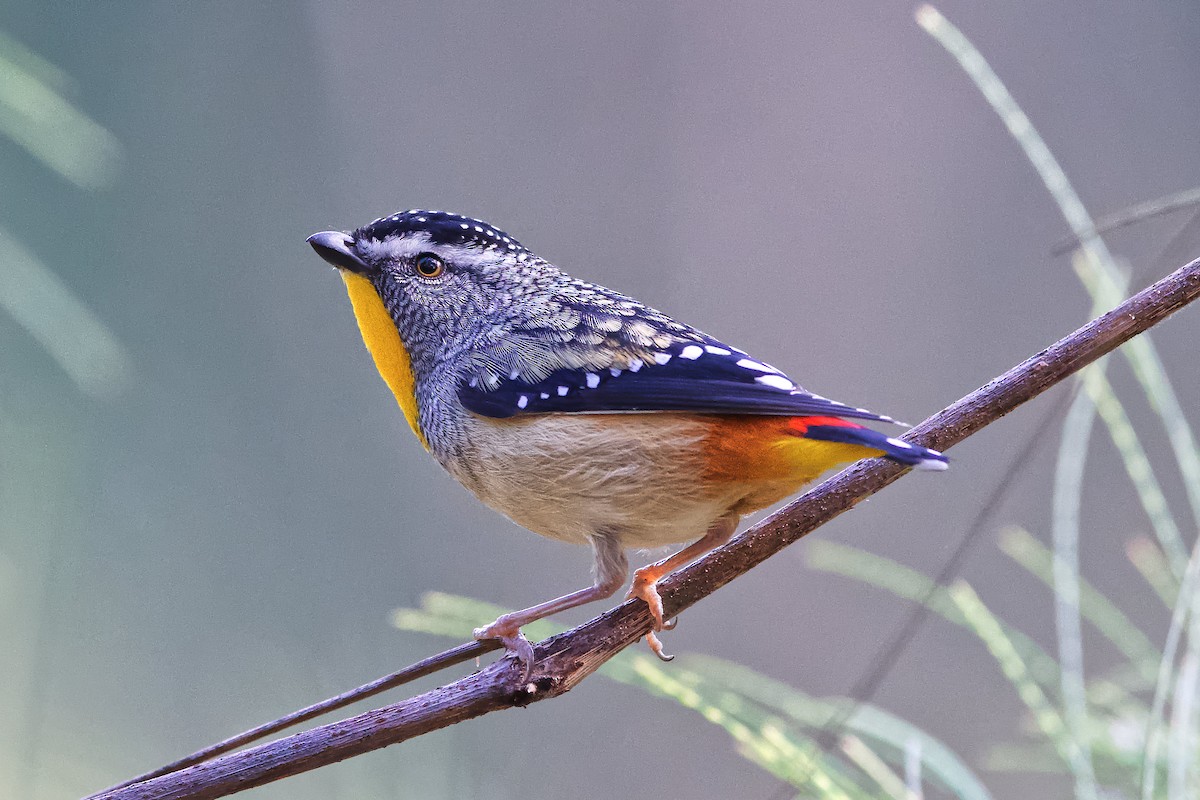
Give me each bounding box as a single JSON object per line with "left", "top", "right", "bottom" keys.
{"left": 307, "top": 231, "right": 371, "bottom": 274}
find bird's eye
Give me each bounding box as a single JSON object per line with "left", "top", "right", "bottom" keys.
{"left": 414, "top": 253, "right": 445, "bottom": 279}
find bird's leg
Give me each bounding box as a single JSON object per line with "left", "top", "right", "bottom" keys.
{"left": 628, "top": 514, "right": 739, "bottom": 661}
{"left": 474, "top": 533, "right": 627, "bottom": 681}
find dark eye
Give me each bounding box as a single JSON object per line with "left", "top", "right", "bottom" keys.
{"left": 414, "top": 253, "right": 445, "bottom": 278}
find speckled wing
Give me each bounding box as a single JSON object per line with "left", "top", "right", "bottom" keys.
{"left": 457, "top": 337, "right": 905, "bottom": 425}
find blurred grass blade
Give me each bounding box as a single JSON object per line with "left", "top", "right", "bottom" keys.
{"left": 1070, "top": 326, "right": 1188, "bottom": 578}
{"left": 1045, "top": 258, "right": 1132, "bottom": 794}
{"left": 1167, "top": 651, "right": 1199, "bottom": 800}
{"left": 392, "top": 596, "right": 867, "bottom": 797}
{"left": 0, "top": 38, "right": 120, "bottom": 189}
{"left": 904, "top": 737, "right": 923, "bottom": 800}
{"left": 917, "top": 9, "right": 1200, "bottom": 797}
{"left": 1051, "top": 378, "right": 1100, "bottom": 796}
{"left": 1127, "top": 536, "right": 1181, "bottom": 607}
{"left": 684, "top": 655, "right": 993, "bottom": 800}
{"left": 0, "top": 29, "right": 71, "bottom": 92}
{"left": 981, "top": 743, "right": 1069, "bottom": 774}
{"left": 0, "top": 227, "right": 132, "bottom": 399}
{"left": 390, "top": 591, "right": 562, "bottom": 643}
{"left": 607, "top": 653, "right": 884, "bottom": 798}
{"left": 1041, "top": 257, "right": 1131, "bottom": 796}
{"left": 1072, "top": 249, "right": 1200, "bottom": 534}
{"left": 916, "top": 9, "right": 1115, "bottom": 792}
{"left": 840, "top": 734, "right": 907, "bottom": 800}
{"left": 947, "top": 581, "right": 1082, "bottom": 771}
{"left": 806, "top": 540, "right": 1063, "bottom": 691}
{"left": 393, "top": 593, "right": 990, "bottom": 799}
{"left": 622, "top": 659, "right": 869, "bottom": 799}
{"left": 914, "top": 5, "right": 1116, "bottom": 263}
{"left": 999, "top": 527, "right": 1159, "bottom": 680}
{"left": 1142, "top": 521, "right": 1200, "bottom": 797}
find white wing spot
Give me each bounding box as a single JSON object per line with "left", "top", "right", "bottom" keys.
{"left": 540, "top": 393, "right": 550, "bottom": 399}
{"left": 886, "top": 437, "right": 913, "bottom": 449}
{"left": 629, "top": 358, "right": 644, "bottom": 372}
{"left": 704, "top": 345, "right": 731, "bottom": 355}
{"left": 509, "top": 370, "right": 520, "bottom": 380}
{"left": 460, "top": 222, "right": 470, "bottom": 229}
{"left": 468, "top": 377, "right": 478, "bottom": 388}
{"left": 653, "top": 352, "right": 672, "bottom": 365}
{"left": 736, "top": 358, "right": 778, "bottom": 373}
{"left": 557, "top": 386, "right": 569, "bottom": 396}
{"left": 680, "top": 345, "right": 703, "bottom": 360}
{"left": 517, "top": 395, "right": 528, "bottom": 409}
{"left": 756, "top": 374, "right": 796, "bottom": 391}
{"left": 609, "top": 367, "right": 622, "bottom": 377}
{"left": 585, "top": 372, "right": 600, "bottom": 388}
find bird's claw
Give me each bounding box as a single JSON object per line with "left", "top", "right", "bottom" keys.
{"left": 628, "top": 574, "right": 666, "bottom": 628}
{"left": 646, "top": 630, "right": 675, "bottom": 662}
{"left": 474, "top": 620, "right": 535, "bottom": 684}
{"left": 629, "top": 573, "right": 679, "bottom": 660}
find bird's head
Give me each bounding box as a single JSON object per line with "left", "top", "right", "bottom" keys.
{"left": 307, "top": 210, "right": 559, "bottom": 371}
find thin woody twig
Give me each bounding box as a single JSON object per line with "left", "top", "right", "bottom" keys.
{"left": 91, "top": 257, "right": 1200, "bottom": 800}
{"left": 1051, "top": 186, "right": 1200, "bottom": 256}
{"left": 84, "top": 640, "right": 499, "bottom": 798}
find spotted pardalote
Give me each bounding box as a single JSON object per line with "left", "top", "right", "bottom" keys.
{"left": 308, "top": 210, "right": 947, "bottom": 673}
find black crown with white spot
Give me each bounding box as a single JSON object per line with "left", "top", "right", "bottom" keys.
{"left": 355, "top": 210, "right": 532, "bottom": 258}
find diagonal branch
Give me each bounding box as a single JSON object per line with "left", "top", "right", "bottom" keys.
{"left": 92, "top": 257, "right": 1200, "bottom": 800}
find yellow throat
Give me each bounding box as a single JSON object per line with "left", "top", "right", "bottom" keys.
{"left": 340, "top": 271, "right": 429, "bottom": 450}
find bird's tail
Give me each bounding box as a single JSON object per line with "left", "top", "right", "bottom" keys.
{"left": 792, "top": 416, "right": 949, "bottom": 471}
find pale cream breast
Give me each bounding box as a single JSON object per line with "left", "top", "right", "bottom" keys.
{"left": 446, "top": 413, "right": 741, "bottom": 549}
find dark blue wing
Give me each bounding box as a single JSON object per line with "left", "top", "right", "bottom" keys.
{"left": 458, "top": 339, "right": 906, "bottom": 425}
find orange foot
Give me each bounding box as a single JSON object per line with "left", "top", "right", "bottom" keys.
{"left": 628, "top": 569, "right": 678, "bottom": 662}
{"left": 474, "top": 616, "right": 536, "bottom": 683}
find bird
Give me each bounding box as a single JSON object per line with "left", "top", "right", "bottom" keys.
{"left": 308, "top": 209, "right": 947, "bottom": 675}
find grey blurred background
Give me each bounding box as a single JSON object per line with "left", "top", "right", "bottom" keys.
{"left": 1, "top": 2, "right": 1198, "bottom": 798}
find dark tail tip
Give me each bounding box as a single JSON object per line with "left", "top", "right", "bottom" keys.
{"left": 802, "top": 424, "right": 949, "bottom": 470}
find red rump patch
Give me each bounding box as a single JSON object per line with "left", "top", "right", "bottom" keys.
{"left": 787, "top": 416, "right": 862, "bottom": 436}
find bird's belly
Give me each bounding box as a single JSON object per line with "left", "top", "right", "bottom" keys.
{"left": 449, "top": 413, "right": 742, "bottom": 548}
